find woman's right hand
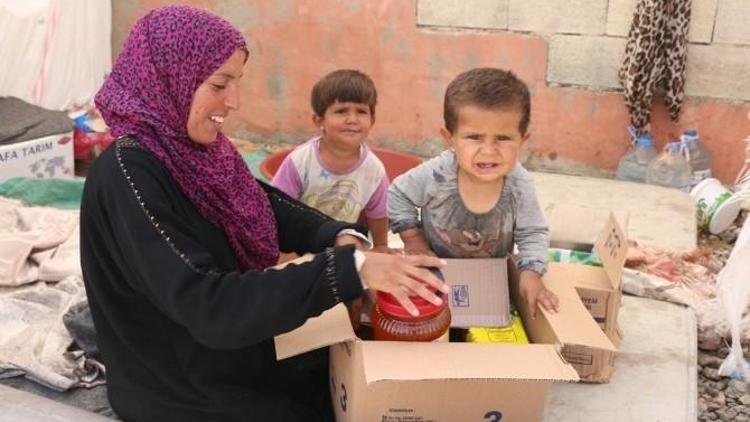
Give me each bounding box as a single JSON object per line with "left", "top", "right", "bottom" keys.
{"left": 359, "top": 252, "right": 449, "bottom": 317}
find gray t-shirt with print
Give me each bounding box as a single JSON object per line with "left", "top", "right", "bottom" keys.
{"left": 388, "top": 150, "right": 549, "bottom": 275}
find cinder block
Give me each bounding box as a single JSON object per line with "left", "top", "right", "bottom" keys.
{"left": 508, "top": 0, "right": 607, "bottom": 34}
{"left": 605, "top": 0, "right": 638, "bottom": 37}
{"left": 606, "top": 0, "right": 717, "bottom": 44}
{"left": 714, "top": 0, "right": 750, "bottom": 45}
{"left": 417, "top": 0, "right": 508, "bottom": 30}
{"left": 547, "top": 35, "right": 626, "bottom": 89}
{"left": 689, "top": 0, "right": 718, "bottom": 44}
{"left": 685, "top": 43, "right": 750, "bottom": 100}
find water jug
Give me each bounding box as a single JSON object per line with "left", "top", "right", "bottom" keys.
{"left": 647, "top": 142, "right": 693, "bottom": 190}
{"left": 680, "top": 129, "right": 712, "bottom": 189}
{"left": 615, "top": 130, "right": 656, "bottom": 183}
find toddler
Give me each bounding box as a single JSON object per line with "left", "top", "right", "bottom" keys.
{"left": 388, "top": 68, "right": 559, "bottom": 319}
{"left": 272, "top": 69, "right": 390, "bottom": 252}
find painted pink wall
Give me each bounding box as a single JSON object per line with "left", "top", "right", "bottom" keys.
{"left": 113, "top": 0, "right": 750, "bottom": 184}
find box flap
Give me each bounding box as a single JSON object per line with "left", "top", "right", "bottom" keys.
{"left": 359, "top": 341, "right": 578, "bottom": 383}
{"left": 592, "top": 212, "right": 628, "bottom": 289}
{"left": 545, "top": 204, "right": 628, "bottom": 250}
{"left": 274, "top": 303, "right": 355, "bottom": 360}
{"left": 442, "top": 258, "right": 510, "bottom": 327}
{"left": 551, "top": 263, "right": 612, "bottom": 290}
{"left": 540, "top": 266, "right": 617, "bottom": 352}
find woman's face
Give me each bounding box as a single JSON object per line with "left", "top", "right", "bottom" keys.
{"left": 187, "top": 49, "right": 247, "bottom": 145}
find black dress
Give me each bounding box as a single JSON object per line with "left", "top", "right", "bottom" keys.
{"left": 80, "top": 138, "right": 364, "bottom": 421}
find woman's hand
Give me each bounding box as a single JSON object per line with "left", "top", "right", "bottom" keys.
{"left": 519, "top": 271, "right": 560, "bottom": 319}
{"left": 359, "top": 252, "right": 449, "bottom": 316}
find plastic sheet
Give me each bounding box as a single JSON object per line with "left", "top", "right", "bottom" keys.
{"left": 717, "top": 215, "right": 750, "bottom": 380}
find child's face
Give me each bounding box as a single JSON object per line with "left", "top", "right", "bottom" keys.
{"left": 441, "top": 105, "right": 528, "bottom": 185}
{"left": 313, "top": 101, "right": 374, "bottom": 150}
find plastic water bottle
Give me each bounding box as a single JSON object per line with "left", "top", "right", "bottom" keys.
{"left": 615, "top": 130, "right": 657, "bottom": 183}
{"left": 647, "top": 142, "right": 693, "bottom": 190}
{"left": 680, "top": 129, "right": 712, "bottom": 189}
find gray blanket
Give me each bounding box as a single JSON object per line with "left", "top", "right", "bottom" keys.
{"left": 0, "top": 97, "right": 73, "bottom": 145}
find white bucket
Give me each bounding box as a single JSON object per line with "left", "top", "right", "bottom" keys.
{"left": 690, "top": 178, "right": 741, "bottom": 234}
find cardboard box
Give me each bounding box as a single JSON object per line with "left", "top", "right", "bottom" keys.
{"left": 274, "top": 255, "right": 616, "bottom": 421}
{"left": 541, "top": 205, "right": 629, "bottom": 383}
{"left": 443, "top": 258, "right": 511, "bottom": 328}
{"left": 359, "top": 259, "right": 512, "bottom": 329}
{"left": 0, "top": 133, "right": 75, "bottom": 182}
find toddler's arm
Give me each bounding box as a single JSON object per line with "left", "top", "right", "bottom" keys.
{"left": 366, "top": 217, "right": 393, "bottom": 253}
{"left": 511, "top": 173, "right": 557, "bottom": 316}
{"left": 364, "top": 177, "right": 391, "bottom": 252}
{"left": 388, "top": 159, "right": 436, "bottom": 255}
{"left": 512, "top": 175, "right": 549, "bottom": 275}
{"left": 398, "top": 228, "right": 436, "bottom": 256}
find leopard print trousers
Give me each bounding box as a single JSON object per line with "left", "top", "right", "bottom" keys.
{"left": 618, "top": 0, "right": 692, "bottom": 136}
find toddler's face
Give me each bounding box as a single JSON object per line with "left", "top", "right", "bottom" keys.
{"left": 442, "top": 105, "right": 528, "bottom": 185}
{"left": 315, "top": 101, "right": 374, "bottom": 151}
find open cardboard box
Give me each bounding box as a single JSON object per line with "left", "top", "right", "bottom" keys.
{"left": 274, "top": 239, "right": 618, "bottom": 420}
{"left": 542, "top": 204, "right": 629, "bottom": 383}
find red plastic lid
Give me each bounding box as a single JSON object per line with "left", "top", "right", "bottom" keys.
{"left": 376, "top": 290, "right": 444, "bottom": 319}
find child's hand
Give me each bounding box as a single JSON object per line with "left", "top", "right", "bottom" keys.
{"left": 404, "top": 246, "right": 437, "bottom": 257}
{"left": 399, "top": 228, "right": 437, "bottom": 257}
{"left": 372, "top": 245, "right": 400, "bottom": 254}
{"left": 519, "top": 271, "right": 559, "bottom": 319}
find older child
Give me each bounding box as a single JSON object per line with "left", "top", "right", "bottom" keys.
{"left": 388, "top": 67, "right": 559, "bottom": 319}
{"left": 272, "top": 69, "right": 391, "bottom": 252}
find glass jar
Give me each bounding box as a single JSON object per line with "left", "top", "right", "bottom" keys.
{"left": 371, "top": 290, "right": 451, "bottom": 342}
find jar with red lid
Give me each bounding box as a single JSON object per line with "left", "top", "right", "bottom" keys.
{"left": 371, "top": 287, "right": 451, "bottom": 342}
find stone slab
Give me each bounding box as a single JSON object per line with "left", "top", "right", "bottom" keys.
{"left": 531, "top": 172, "right": 697, "bottom": 251}
{"left": 544, "top": 295, "right": 698, "bottom": 422}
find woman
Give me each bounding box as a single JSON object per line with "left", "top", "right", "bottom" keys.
{"left": 81, "top": 6, "right": 446, "bottom": 421}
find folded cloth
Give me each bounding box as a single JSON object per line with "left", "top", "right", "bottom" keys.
{"left": 0, "top": 201, "right": 80, "bottom": 286}
{"left": 0, "top": 233, "right": 38, "bottom": 286}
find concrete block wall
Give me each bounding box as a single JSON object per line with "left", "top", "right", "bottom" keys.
{"left": 417, "top": 0, "right": 508, "bottom": 30}
{"left": 418, "top": 0, "right": 750, "bottom": 102}
{"left": 113, "top": 0, "right": 750, "bottom": 184}
{"left": 508, "top": 0, "right": 608, "bottom": 35}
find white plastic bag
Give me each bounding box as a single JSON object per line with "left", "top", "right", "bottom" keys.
{"left": 717, "top": 203, "right": 750, "bottom": 380}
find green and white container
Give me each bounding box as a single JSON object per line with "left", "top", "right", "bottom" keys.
{"left": 690, "top": 177, "right": 741, "bottom": 234}
{"left": 548, "top": 248, "right": 602, "bottom": 267}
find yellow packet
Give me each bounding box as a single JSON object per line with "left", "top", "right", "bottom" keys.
{"left": 466, "top": 314, "right": 529, "bottom": 344}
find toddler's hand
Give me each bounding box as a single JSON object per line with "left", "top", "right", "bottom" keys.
{"left": 519, "top": 271, "right": 559, "bottom": 319}
{"left": 399, "top": 229, "right": 436, "bottom": 257}
{"left": 372, "top": 245, "right": 400, "bottom": 254}
{"left": 404, "top": 247, "right": 437, "bottom": 257}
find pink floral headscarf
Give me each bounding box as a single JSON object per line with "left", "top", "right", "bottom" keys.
{"left": 95, "top": 5, "right": 279, "bottom": 271}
